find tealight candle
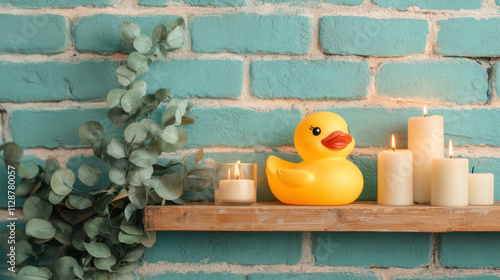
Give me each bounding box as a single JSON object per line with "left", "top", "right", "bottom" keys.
{"left": 408, "top": 106, "right": 444, "bottom": 204}
{"left": 215, "top": 161, "right": 257, "bottom": 205}
{"left": 431, "top": 140, "right": 468, "bottom": 207}
{"left": 468, "top": 168, "right": 494, "bottom": 205}
{"left": 378, "top": 135, "right": 413, "bottom": 206}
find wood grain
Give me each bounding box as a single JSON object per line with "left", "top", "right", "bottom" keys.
{"left": 144, "top": 201, "right": 500, "bottom": 232}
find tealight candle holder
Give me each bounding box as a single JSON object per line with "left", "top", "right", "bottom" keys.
{"left": 215, "top": 161, "right": 257, "bottom": 205}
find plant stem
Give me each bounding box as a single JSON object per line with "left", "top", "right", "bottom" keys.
{"left": 108, "top": 245, "right": 128, "bottom": 280}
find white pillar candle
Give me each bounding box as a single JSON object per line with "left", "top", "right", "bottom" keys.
{"left": 215, "top": 179, "right": 255, "bottom": 203}
{"left": 378, "top": 135, "right": 413, "bottom": 206}
{"left": 468, "top": 173, "right": 494, "bottom": 205}
{"left": 431, "top": 140, "right": 468, "bottom": 207}
{"left": 408, "top": 106, "right": 444, "bottom": 204}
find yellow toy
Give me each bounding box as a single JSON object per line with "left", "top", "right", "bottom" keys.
{"left": 266, "top": 111, "right": 363, "bottom": 205}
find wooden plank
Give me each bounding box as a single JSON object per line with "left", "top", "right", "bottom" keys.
{"left": 144, "top": 201, "right": 500, "bottom": 232}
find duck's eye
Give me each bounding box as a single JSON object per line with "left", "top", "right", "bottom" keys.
{"left": 309, "top": 127, "right": 321, "bottom": 136}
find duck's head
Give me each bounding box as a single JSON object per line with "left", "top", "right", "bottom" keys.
{"left": 294, "top": 112, "right": 355, "bottom": 160}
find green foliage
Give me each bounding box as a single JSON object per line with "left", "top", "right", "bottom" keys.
{"left": 0, "top": 19, "right": 214, "bottom": 280}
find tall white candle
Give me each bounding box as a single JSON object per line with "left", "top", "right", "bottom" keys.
{"left": 378, "top": 135, "right": 413, "bottom": 206}
{"left": 408, "top": 106, "right": 444, "bottom": 204}
{"left": 431, "top": 140, "right": 468, "bottom": 207}
{"left": 468, "top": 172, "right": 494, "bottom": 205}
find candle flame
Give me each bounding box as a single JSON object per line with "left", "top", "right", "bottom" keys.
{"left": 235, "top": 160, "right": 241, "bottom": 179}
{"left": 391, "top": 134, "right": 396, "bottom": 151}
{"left": 228, "top": 168, "right": 231, "bottom": 179}
{"left": 449, "top": 140, "right": 453, "bottom": 158}
{"left": 423, "top": 105, "right": 428, "bottom": 117}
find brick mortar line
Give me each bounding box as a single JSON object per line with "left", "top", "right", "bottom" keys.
{"left": 135, "top": 261, "right": 500, "bottom": 278}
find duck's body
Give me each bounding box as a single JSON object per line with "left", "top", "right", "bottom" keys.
{"left": 266, "top": 112, "right": 364, "bottom": 206}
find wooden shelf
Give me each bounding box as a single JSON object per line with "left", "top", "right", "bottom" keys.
{"left": 144, "top": 201, "right": 500, "bottom": 232}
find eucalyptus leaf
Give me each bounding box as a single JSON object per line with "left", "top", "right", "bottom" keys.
{"left": 15, "top": 240, "right": 33, "bottom": 264}
{"left": 185, "top": 168, "right": 214, "bottom": 192}
{"left": 23, "top": 196, "right": 53, "bottom": 221}
{"left": 72, "top": 227, "right": 86, "bottom": 251}
{"left": 17, "top": 178, "right": 35, "bottom": 197}
{"left": 158, "top": 127, "right": 188, "bottom": 153}
{"left": 140, "top": 230, "right": 157, "bottom": 248}
{"left": 107, "top": 88, "right": 127, "bottom": 108}
{"left": 39, "top": 245, "right": 61, "bottom": 267}
{"left": 78, "top": 163, "right": 102, "bottom": 187}
{"left": 83, "top": 242, "right": 111, "bottom": 258}
{"left": 155, "top": 173, "right": 183, "bottom": 200}
{"left": 17, "top": 266, "right": 51, "bottom": 280}
{"left": 127, "top": 166, "right": 153, "bottom": 186}
{"left": 117, "top": 263, "right": 135, "bottom": 274}
{"left": 26, "top": 218, "right": 55, "bottom": 239}
{"left": 109, "top": 167, "right": 126, "bottom": 185}
{"left": 2, "top": 142, "right": 23, "bottom": 165}
{"left": 79, "top": 121, "right": 105, "bottom": 146}
{"left": 132, "top": 80, "right": 147, "bottom": 95}
{"left": 54, "top": 222, "right": 73, "bottom": 245}
{"left": 112, "top": 272, "right": 134, "bottom": 280}
{"left": 94, "top": 271, "right": 109, "bottom": 280}
{"left": 120, "top": 224, "right": 143, "bottom": 236}
{"left": 165, "top": 18, "right": 185, "bottom": 50}
{"left": 118, "top": 231, "right": 141, "bottom": 245}
{"left": 124, "top": 203, "right": 138, "bottom": 221}
{"left": 154, "top": 44, "right": 170, "bottom": 60}
{"left": 127, "top": 52, "right": 152, "bottom": 76}
{"left": 51, "top": 256, "right": 82, "bottom": 280}
{"left": 94, "top": 255, "right": 116, "bottom": 272}
{"left": 152, "top": 24, "right": 167, "bottom": 45}
{"left": 44, "top": 157, "right": 60, "bottom": 184}
{"left": 107, "top": 138, "right": 127, "bottom": 159}
{"left": 130, "top": 148, "right": 158, "bottom": 168}
{"left": 195, "top": 149, "right": 204, "bottom": 165}
{"left": 138, "top": 94, "right": 159, "bottom": 116}
{"left": 124, "top": 122, "right": 148, "bottom": 143}
{"left": 133, "top": 34, "right": 153, "bottom": 54}
{"left": 50, "top": 168, "right": 75, "bottom": 196}
{"left": 18, "top": 161, "right": 39, "bottom": 179}
{"left": 116, "top": 64, "right": 136, "bottom": 87}
{"left": 108, "top": 107, "right": 131, "bottom": 129}
{"left": 84, "top": 217, "right": 106, "bottom": 239}
{"left": 121, "top": 21, "right": 140, "bottom": 52}
{"left": 155, "top": 88, "right": 171, "bottom": 103}
{"left": 141, "top": 119, "right": 161, "bottom": 139}
{"left": 68, "top": 195, "right": 93, "bottom": 210}
{"left": 121, "top": 88, "right": 142, "bottom": 114}
{"left": 48, "top": 191, "right": 66, "bottom": 204}
{"left": 160, "top": 125, "right": 179, "bottom": 144}
{"left": 198, "top": 158, "right": 216, "bottom": 169}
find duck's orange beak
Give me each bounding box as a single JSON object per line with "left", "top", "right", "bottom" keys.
{"left": 321, "top": 130, "right": 352, "bottom": 151}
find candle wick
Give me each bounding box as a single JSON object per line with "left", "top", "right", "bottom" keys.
{"left": 449, "top": 155, "right": 453, "bottom": 159}
{"left": 472, "top": 166, "right": 475, "bottom": 173}
{"left": 392, "top": 147, "right": 395, "bottom": 152}
{"left": 236, "top": 176, "right": 239, "bottom": 180}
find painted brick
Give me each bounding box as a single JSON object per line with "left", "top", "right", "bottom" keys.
{"left": 492, "top": 62, "right": 500, "bottom": 97}
{"left": 0, "top": 158, "right": 44, "bottom": 208}
{"left": 248, "top": 272, "right": 380, "bottom": 280}
{"left": 181, "top": 108, "right": 303, "bottom": 148}
{"left": 319, "top": 16, "right": 428, "bottom": 56}
{"left": 373, "top": 0, "right": 481, "bottom": 10}
{"left": 147, "top": 272, "right": 245, "bottom": 280}
{"left": 395, "top": 275, "right": 500, "bottom": 280}
{"left": 324, "top": 108, "right": 500, "bottom": 147}
{"left": 0, "top": 0, "right": 113, "bottom": 8}
{"left": 0, "top": 61, "right": 118, "bottom": 102}
{"left": 437, "top": 18, "right": 500, "bottom": 56}
{"left": 250, "top": 60, "right": 370, "bottom": 100}
{"left": 313, "top": 232, "right": 432, "bottom": 268}
{"left": 190, "top": 14, "right": 311, "bottom": 54}
{"left": 0, "top": 14, "right": 67, "bottom": 54}
{"left": 145, "top": 231, "right": 302, "bottom": 265}
{"left": 145, "top": 59, "right": 244, "bottom": 99}
{"left": 440, "top": 232, "right": 500, "bottom": 268}
{"left": 258, "top": 0, "right": 363, "bottom": 4}
{"left": 10, "top": 109, "right": 113, "bottom": 149}
{"left": 375, "top": 59, "right": 488, "bottom": 104}
{"left": 74, "top": 14, "right": 181, "bottom": 53}
{"left": 351, "top": 156, "right": 377, "bottom": 200}
{"left": 139, "top": 0, "right": 245, "bottom": 6}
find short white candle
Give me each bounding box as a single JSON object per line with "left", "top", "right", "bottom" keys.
{"left": 408, "top": 106, "right": 444, "bottom": 204}
{"left": 431, "top": 140, "right": 468, "bottom": 207}
{"left": 468, "top": 172, "right": 494, "bottom": 205}
{"left": 215, "top": 179, "right": 255, "bottom": 203}
{"left": 378, "top": 135, "right": 413, "bottom": 206}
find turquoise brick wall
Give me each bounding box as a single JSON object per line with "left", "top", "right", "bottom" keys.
{"left": 2, "top": 0, "right": 500, "bottom": 279}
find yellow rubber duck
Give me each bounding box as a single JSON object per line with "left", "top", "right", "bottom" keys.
{"left": 266, "top": 111, "right": 363, "bottom": 205}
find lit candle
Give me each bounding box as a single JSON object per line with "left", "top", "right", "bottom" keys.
{"left": 468, "top": 167, "right": 494, "bottom": 206}
{"left": 431, "top": 140, "right": 469, "bottom": 207}
{"left": 378, "top": 135, "right": 413, "bottom": 206}
{"left": 408, "top": 106, "right": 444, "bottom": 204}
{"left": 215, "top": 161, "right": 256, "bottom": 205}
